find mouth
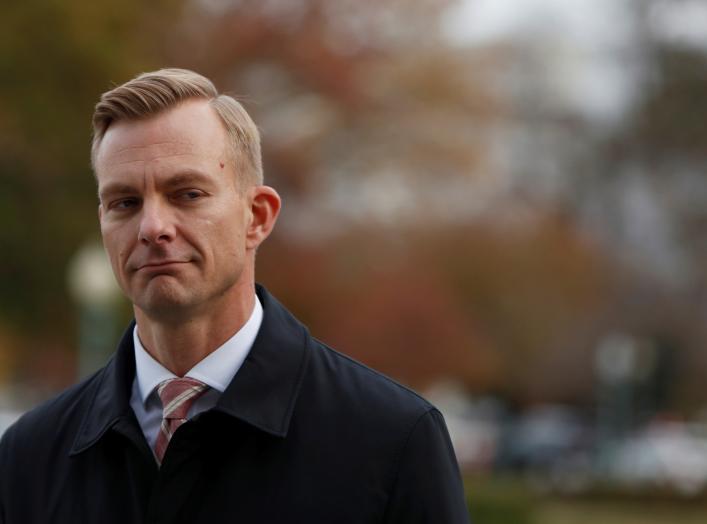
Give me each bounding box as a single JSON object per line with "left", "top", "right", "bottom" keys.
{"left": 136, "top": 260, "right": 189, "bottom": 272}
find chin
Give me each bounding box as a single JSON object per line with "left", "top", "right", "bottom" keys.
{"left": 133, "top": 287, "right": 199, "bottom": 319}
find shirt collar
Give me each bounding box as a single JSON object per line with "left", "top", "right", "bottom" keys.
{"left": 133, "top": 295, "right": 263, "bottom": 402}
{"left": 70, "top": 285, "right": 310, "bottom": 455}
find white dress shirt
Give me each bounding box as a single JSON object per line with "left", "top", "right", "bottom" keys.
{"left": 129, "top": 296, "right": 263, "bottom": 451}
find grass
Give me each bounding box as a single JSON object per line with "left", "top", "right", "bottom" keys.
{"left": 536, "top": 499, "right": 707, "bottom": 524}
{"left": 464, "top": 475, "right": 707, "bottom": 524}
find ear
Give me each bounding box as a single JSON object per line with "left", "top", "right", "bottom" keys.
{"left": 245, "top": 185, "right": 281, "bottom": 250}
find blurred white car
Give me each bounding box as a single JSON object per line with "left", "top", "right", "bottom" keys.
{"left": 609, "top": 421, "right": 707, "bottom": 496}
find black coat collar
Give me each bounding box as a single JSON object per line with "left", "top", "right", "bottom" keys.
{"left": 70, "top": 285, "right": 310, "bottom": 455}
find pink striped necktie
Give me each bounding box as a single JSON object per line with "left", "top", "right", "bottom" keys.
{"left": 154, "top": 377, "right": 209, "bottom": 464}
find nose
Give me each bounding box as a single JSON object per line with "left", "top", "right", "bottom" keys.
{"left": 138, "top": 200, "right": 175, "bottom": 245}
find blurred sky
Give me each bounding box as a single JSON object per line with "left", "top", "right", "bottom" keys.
{"left": 444, "top": 0, "right": 707, "bottom": 123}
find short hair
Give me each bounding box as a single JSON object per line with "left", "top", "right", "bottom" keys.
{"left": 91, "top": 68, "right": 263, "bottom": 185}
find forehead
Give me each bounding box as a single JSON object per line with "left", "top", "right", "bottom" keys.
{"left": 94, "top": 99, "right": 227, "bottom": 176}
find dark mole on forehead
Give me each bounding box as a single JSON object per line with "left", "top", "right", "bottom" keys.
{"left": 219, "top": 162, "right": 224, "bottom": 169}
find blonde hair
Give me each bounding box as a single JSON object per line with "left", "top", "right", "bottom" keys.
{"left": 91, "top": 68, "right": 263, "bottom": 185}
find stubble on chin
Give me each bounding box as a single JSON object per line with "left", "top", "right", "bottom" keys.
{"left": 131, "top": 275, "right": 195, "bottom": 320}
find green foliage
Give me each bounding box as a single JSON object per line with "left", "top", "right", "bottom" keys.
{"left": 468, "top": 490, "right": 535, "bottom": 524}
{"left": 0, "top": 0, "right": 183, "bottom": 368}
{"left": 464, "top": 476, "right": 707, "bottom": 524}
{"left": 465, "top": 475, "right": 536, "bottom": 524}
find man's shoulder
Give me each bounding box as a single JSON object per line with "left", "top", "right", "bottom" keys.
{"left": 258, "top": 285, "right": 437, "bottom": 426}
{"left": 0, "top": 367, "right": 105, "bottom": 454}
{"left": 304, "top": 336, "right": 436, "bottom": 423}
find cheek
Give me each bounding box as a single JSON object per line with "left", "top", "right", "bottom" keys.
{"left": 214, "top": 234, "right": 242, "bottom": 261}
{"left": 104, "top": 241, "right": 125, "bottom": 276}
{"left": 101, "top": 228, "right": 132, "bottom": 272}
{"left": 213, "top": 216, "right": 246, "bottom": 247}
{"left": 101, "top": 232, "right": 118, "bottom": 262}
{"left": 213, "top": 233, "right": 246, "bottom": 269}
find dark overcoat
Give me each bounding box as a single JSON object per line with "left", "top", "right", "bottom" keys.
{"left": 0, "top": 286, "right": 469, "bottom": 523}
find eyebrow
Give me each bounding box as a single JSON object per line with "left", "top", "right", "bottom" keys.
{"left": 98, "top": 183, "right": 137, "bottom": 202}
{"left": 162, "top": 170, "right": 214, "bottom": 189}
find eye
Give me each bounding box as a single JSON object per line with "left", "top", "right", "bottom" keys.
{"left": 176, "top": 190, "right": 205, "bottom": 201}
{"left": 110, "top": 198, "right": 140, "bottom": 210}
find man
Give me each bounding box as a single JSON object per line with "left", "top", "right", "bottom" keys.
{"left": 0, "top": 69, "right": 469, "bottom": 523}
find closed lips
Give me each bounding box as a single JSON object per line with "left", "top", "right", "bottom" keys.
{"left": 138, "top": 261, "right": 187, "bottom": 269}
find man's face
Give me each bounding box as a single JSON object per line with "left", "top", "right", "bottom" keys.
{"left": 95, "top": 100, "right": 253, "bottom": 320}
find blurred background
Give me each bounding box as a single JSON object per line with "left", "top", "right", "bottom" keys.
{"left": 2, "top": 0, "right": 707, "bottom": 521}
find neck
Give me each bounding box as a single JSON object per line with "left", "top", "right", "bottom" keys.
{"left": 134, "top": 280, "right": 256, "bottom": 377}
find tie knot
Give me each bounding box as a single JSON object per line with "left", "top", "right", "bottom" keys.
{"left": 157, "top": 377, "right": 209, "bottom": 421}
